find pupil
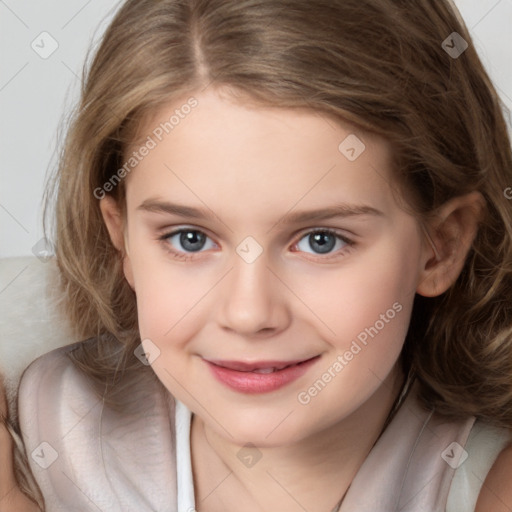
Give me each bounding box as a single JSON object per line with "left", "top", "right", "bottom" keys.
{"left": 181, "top": 231, "right": 205, "bottom": 252}
{"left": 178, "top": 231, "right": 336, "bottom": 254}
{"left": 310, "top": 232, "right": 335, "bottom": 254}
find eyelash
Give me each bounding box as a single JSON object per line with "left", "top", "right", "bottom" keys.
{"left": 157, "top": 227, "right": 355, "bottom": 262}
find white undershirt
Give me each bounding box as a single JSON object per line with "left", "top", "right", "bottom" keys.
{"left": 173, "top": 396, "right": 510, "bottom": 512}
{"left": 175, "top": 399, "right": 196, "bottom": 512}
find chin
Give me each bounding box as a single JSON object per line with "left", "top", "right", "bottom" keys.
{"left": 209, "top": 409, "right": 312, "bottom": 448}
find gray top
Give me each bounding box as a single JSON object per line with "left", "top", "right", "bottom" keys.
{"left": 18, "top": 341, "right": 511, "bottom": 511}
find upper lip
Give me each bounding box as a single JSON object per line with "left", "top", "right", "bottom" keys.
{"left": 204, "top": 356, "right": 318, "bottom": 372}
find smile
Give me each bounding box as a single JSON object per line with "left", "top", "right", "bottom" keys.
{"left": 204, "top": 355, "right": 321, "bottom": 393}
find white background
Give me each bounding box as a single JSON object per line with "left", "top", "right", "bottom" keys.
{"left": 1, "top": 0, "right": 511, "bottom": 258}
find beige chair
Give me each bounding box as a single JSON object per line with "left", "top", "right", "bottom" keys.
{"left": 0, "top": 256, "right": 76, "bottom": 422}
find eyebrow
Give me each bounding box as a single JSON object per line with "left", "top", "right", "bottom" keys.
{"left": 137, "top": 198, "right": 384, "bottom": 224}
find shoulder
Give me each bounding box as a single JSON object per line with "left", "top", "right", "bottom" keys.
{"left": 475, "top": 440, "right": 512, "bottom": 511}
{"left": 19, "top": 339, "right": 83, "bottom": 383}
{"left": 17, "top": 337, "right": 173, "bottom": 436}
{"left": 446, "top": 417, "right": 512, "bottom": 511}
{"left": 18, "top": 339, "right": 88, "bottom": 406}
{"left": 16, "top": 340, "right": 105, "bottom": 508}
{"left": 18, "top": 339, "right": 94, "bottom": 419}
{"left": 17, "top": 338, "right": 179, "bottom": 510}
{"left": 17, "top": 338, "right": 102, "bottom": 454}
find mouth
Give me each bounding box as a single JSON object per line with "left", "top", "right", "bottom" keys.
{"left": 204, "top": 356, "right": 319, "bottom": 373}
{"left": 204, "top": 355, "right": 321, "bottom": 394}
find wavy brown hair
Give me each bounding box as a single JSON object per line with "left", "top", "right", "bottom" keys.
{"left": 43, "top": 0, "right": 512, "bottom": 426}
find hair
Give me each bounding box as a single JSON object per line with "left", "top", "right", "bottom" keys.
{"left": 0, "top": 418, "right": 44, "bottom": 509}
{"left": 43, "top": 0, "right": 512, "bottom": 428}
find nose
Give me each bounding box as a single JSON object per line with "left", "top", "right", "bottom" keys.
{"left": 217, "top": 251, "right": 291, "bottom": 337}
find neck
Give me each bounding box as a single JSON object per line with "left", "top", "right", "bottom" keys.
{"left": 191, "top": 364, "right": 406, "bottom": 512}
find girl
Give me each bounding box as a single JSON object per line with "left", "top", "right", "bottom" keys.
{"left": 6, "top": 0, "right": 512, "bottom": 510}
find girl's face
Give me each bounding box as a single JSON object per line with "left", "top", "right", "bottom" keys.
{"left": 109, "top": 87, "right": 434, "bottom": 446}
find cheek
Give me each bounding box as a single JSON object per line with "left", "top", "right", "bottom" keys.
{"left": 127, "top": 234, "right": 215, "bottom": 350}
{"left": 298, "top": 225, "right": 422, "bottom": 400}
{"left": 130, "top": 216, "right": 422, "bottom": 375}
{"left": 296, "top": 225, "right": 421, "bottom": 345}
{"left": 134, "top": 268, "right": 204, "bottom": 343}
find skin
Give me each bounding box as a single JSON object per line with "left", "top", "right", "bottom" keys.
{"left": 94, "top": 85, "right": 502, "bottom": 511}
{"left": 476, "top": 444, "right": 512, "bottom": 511}
{"left": 0, "top": 376, "right": 40, "bottom": 511}
{"left": 0, "top": 86, "right": 508, "bottom": 509}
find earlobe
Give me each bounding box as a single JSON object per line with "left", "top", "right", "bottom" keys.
{"left": 416, "top": 191, "right": 485, "bottom": 298}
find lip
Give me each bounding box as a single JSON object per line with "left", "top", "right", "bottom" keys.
{"left": 205, "top": 355, "right": 321, "bottom": 394}
{"left": 204, "top": 358, "right": 315, "bottom": 372}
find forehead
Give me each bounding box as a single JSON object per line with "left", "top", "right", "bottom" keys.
{"left": 123, "top": 88, "right": 399, "bottom": 222}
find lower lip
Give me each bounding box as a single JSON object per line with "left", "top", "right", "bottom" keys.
{"left": 205, "top": 356, "right": 320, "bottom": 394}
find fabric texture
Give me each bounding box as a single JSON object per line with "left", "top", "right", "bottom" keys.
{"left": 18, "top": 340, "right": 511, "bottom": 512}
{"left": 446, "top": 419, "right": 511, "bottom": 512}
{"left": 0, "top": 256, "right": 75, "bottom": 421}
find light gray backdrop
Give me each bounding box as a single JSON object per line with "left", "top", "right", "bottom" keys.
{"left": 1, "top": 0, "right": 511, "bottom": 258}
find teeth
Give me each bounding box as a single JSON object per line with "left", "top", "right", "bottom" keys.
{"left": 252, "top": 367, "right": 277, "bottom": 374}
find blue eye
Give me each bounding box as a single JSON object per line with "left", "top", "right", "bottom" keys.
{"left": 158, "top": 227, "right": 354, "bottom": 261}
{"left": 294, "top": 229, "right": 352, "bottom": 256}
{"left": 159, "top": 229, "right": 215, "bottom": 259}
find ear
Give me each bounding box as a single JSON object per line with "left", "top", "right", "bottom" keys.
{"left": 417, "top": 191, "right": 485, "bottom": 297}
{"left": 99, "top": 195, "right": 135, "bottom": 290}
